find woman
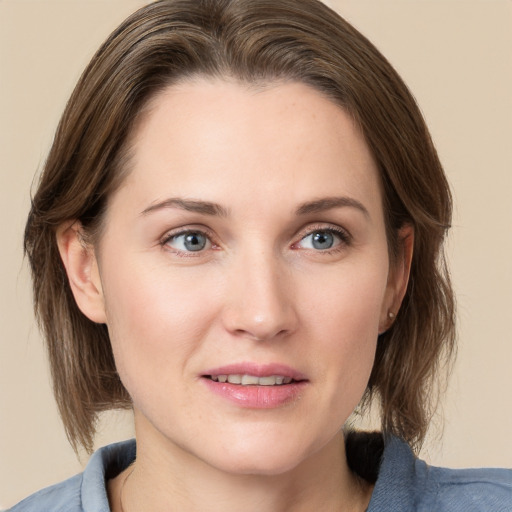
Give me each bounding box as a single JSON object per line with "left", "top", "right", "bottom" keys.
{"left": 12, "top": 0, "right": 511, "bottom": 510}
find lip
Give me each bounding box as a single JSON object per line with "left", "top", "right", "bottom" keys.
{"left": 202, "top": 362, "right": 308, "bottom": 381}
{"left": 200, "top": 362, "right": 308, "bottom": 409}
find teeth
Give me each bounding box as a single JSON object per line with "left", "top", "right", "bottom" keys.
{"left": 209, "top": 374, "right": 295, "bottom": 386}
{"left": 241, "top": 375, "right": 260, "bottom": 385}
{"left": 258, "top": 376, "right": 278, "bottom": 386}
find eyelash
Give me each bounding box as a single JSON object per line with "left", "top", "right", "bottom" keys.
{"left": 294, "top": 224, "right": 352, "bottom": 255}
{"left": 160, "top": 224, "right": 352, "bottom": 257}
{"left": 160, "top": 227, "right": 218, "bottom": 257}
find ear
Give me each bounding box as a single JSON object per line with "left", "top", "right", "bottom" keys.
{"left": 379, "top": 224, "right": 414, "bottom": 334}
{"left": 56, "top": 221, "right": 107, "bottom": 324}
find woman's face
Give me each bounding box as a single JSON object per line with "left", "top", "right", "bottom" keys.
{"left": 89, "top": 79, "right": 405, "bottom": 474}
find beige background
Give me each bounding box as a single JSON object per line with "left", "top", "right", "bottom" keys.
{"left": 1, "top": 0, "right": 511, "bottom": 508}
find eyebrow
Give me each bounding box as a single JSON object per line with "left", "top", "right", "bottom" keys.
{"left": 141, "top": 198, "right": 229, "bottom": 217}
{"left": 140, "top": 195, "right": 369, "bottom": 218}
{"left": 295, "top": 196, "right": 369, "bottom": 217}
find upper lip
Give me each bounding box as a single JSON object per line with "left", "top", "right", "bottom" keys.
{"left": 201, "top": 362, "right": 308, "bottom": 381}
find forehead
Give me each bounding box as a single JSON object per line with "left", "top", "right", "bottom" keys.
{"left": 115, "top": 78, "right": 382, "bottom": 217}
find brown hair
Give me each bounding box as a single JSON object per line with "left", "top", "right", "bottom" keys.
{"left": 24, "top": 0, "right": 455, "bottom": 454}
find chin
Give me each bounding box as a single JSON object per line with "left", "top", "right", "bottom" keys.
{"left": 212, "top": 451, "right": 305, "bottom": 477}
{"left": 201, "top": 431, "right": 320, "bottom": 477}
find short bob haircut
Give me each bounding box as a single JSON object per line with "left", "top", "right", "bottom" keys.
{"left": 24, "top": 0, "right": 455, "bottom": 454}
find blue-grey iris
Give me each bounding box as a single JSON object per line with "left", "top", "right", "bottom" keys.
{"left": 184, "top": 232, "right": 207, "bottom": 251}
{"left": 312, "top": 231, "right": 334, "bottom": 250}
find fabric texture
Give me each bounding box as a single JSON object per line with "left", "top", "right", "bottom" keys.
{"left": 9, "top": 435, "right": 511, "bottom": 511}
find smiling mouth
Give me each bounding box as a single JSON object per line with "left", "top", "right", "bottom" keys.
{"left": 205, "top": 374, "right": 299, "bottom": 386}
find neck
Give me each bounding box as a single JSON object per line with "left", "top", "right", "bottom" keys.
{"left": 111, "top": 414, "right": 372, "bottom": 512}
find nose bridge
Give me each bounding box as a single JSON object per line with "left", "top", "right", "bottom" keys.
{"left": 223, "top": 243, "right": 297, "bottom": 341}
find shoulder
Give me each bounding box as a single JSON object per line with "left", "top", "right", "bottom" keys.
{"left": 424, "top": 464, "right": 512, "bottom": 511}
{"left": 7, "top": 474, "right": 83, "bottom": 512}
{"left": 358, "top": 434, "right": 512, "bottom": 512}
{"left": 7, "top": 439, "right": 136, "bottom": 512}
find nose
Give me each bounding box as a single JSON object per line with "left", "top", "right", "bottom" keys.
{"left": 221, "top": 249, "right": 298, "bottom": 342}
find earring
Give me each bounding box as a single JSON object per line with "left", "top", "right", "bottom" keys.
{"left": 379, "top": 311, "right": 396, "bottom": 337}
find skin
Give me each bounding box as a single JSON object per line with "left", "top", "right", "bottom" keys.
{"left": 58, "top": 79, "right": 413, "bottom": 512}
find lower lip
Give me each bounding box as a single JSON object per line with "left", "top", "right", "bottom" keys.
{"left": 202, "top": 378, "right": 307, "bottom": 408}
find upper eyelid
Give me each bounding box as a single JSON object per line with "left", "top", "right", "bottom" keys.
{"left": 161, "top": 225, "right": 216, "bottom": 242}
{"left": 296, "top": 223, "right": 351, "bottom": 240}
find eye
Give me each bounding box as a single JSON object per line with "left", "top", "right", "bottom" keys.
{"left": 297, "top": 228, "right": 347, "bottom": 251}
{"left": 165, "top": 231, "right": 211, "bottom": 252}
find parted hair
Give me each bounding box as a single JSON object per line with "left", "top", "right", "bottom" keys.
{"left": 24, "top": 0, "right": 455, "bottom": 454}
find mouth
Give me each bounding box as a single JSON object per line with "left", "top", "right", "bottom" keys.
{"left": 200, "top": 363, "right": 308, "bottom": 408}
{"left": 204, "top": 374, "right": 298, "bottom": 386}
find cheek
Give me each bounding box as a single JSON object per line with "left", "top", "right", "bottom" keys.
{"left": 100, "top": 259, "right": 222, "bottom": 389}
{"left": 300, "top": 261, "right": 387, "bottom": 399}
{"left": 303, "top": 258, "right": 388, "bottom": 339}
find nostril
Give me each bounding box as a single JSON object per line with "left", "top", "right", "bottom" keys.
{"left": 233, "top": 328, "right": 290, "bottom": 342}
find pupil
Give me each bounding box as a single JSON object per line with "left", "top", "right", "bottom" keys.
{"left": 312, "top": 231, "right": 333, "bottom": 250}
{"left": 184, "top": 233, "right": 206, "bottom": 251}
